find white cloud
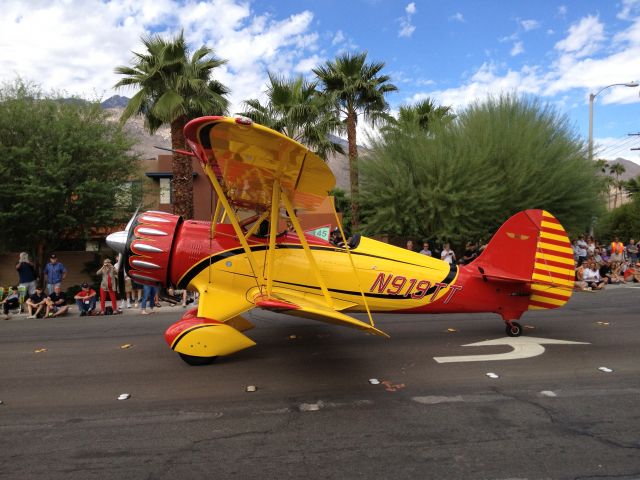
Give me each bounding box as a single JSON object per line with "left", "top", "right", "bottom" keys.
{"left": 406, "top": 9, "right": 640, "bottom": 122}
{"left": 520, "top": 19, "right": 540, "bottom": 31}
{"left": 398, "top": 2, "right": 416, "bottom": 38}
{"left": 555, "top": 15, "right": 605, "bottom": 58}
{"left": 0, "top": 0, "right": 322, "bottom": 115}
{"left": 332, "top": 30, "right": 345, "bottom": 46}
{"left": 408, "top": 62, "right": 543, "bottom": 110}
{"left": 557, "top": 5, "right": 568, "bottom": 18}
{"left": 450, "top": 12, "right": 465, "bottom": 23}
{"left": 510, "top": 41, "right": 524, "bottom": 56}
{"left": 618, "top": 0, "right": 640, "bottom": 20}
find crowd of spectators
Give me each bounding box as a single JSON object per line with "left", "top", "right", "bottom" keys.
{"left": 572, "top": 235, "right": 640, "bottom": 290}
{"left": 2, "top": 252, "right": 195, "bottom": 320}
{"left": 404, "top": 234, "right": 640, "bottom": 291}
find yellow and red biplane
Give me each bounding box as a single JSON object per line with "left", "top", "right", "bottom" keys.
{"left": 107, "top": 116, "right": 575, "bottom": 366}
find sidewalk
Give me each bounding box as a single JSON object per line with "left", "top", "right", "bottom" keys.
{"left": 4, "top": 301, "right": 198, "bottom": 320}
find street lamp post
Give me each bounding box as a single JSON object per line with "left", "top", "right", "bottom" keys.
{"left": 588, "top": 81, "right": 639, "bottom": 161}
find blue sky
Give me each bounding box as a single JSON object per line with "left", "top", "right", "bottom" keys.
{"left": 2, "top": 0, "right": 640, "bottom": 162}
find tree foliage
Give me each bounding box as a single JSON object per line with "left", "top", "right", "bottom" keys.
{"left": 241, "top": 72, "right": 344, "bottom": 160}
{"left": 596, "top": 197, "right": 640, "bottom": 241}
{"left": 360, "top": 94, "right": 604, "bottom": 249}
{"left": 313, "top": 52, "right": 397, "bottom": 232}
{"left": 114, "top": 31, "right": 229, "bottom": 219}
{"left": 381, "top": 98, "right": 455, "bottom": 136}
{"left": 0, "top": 80, "right": 139, "bottom": 265}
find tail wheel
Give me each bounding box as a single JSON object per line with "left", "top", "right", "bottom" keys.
{"left": 178, "top": 353, "right": 218, "bottom": 366}
{"left": 506, "top": 321, "right": 523, "bottom": 337}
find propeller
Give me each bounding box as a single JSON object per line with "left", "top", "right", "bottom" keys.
{"left": 106, "top": 206, "right": 139, "bottom": 254}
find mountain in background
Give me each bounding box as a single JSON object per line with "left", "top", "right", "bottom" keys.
{"left": 605, "top": 158, "right": 640, "bottom": 180}
{"left": 100, "top": 95, "right": 130, "bottom": 108}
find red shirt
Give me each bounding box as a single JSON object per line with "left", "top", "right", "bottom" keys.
{"left": 76, "top": 289, "right": 96, "bottom": 299}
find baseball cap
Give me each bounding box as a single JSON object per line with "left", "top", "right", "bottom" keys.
{"left": 50, "top": 254, "right": 57, "bottom": 259}
{"left": 81, "top": 282, "right": 89, "bottom": 288}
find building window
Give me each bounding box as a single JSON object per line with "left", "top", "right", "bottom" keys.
{"left": 159, "top": 178, "right": 172, "bottom": 204}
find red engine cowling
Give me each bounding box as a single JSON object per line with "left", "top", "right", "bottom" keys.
{"left": 125, "top": 211, "right": 181, "bottom": 286}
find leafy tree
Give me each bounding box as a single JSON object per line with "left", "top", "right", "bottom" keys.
{"left": 624, "top": 175, "right": 640, "bottom": 197}
{"left": 596, "top": 197, "right": 640, "bottom": 242}
{"left": 114, "top": 31, "right": 229, "bottom": 219}
{"left": 241, "top": 72, "right": 343, "bottom": 160}
{"left": 0, "top": 79, "right": 140, "bottom": 269}
{"left": 382, "top": 98, "right": 454, "bottom": 136}
{"left": 360, "top": 94, "right": 604, "bottom": 249}
{"left": 313, "top": 52, "right": 397, "bottom": 232}
{"left": 329, "top": 188, "right": 352, "bottom": 236}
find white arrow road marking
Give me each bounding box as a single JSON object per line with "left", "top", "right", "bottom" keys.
{"left": 433, "top": 336, "right": 590, "bottom": 363}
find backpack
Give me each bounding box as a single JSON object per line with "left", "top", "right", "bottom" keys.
{"left": 105, "top": 306, "right": 113, "bottom": 315}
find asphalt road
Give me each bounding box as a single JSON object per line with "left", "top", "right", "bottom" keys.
{"left": 1, "top": 286, "right": 639, "bottom": 480}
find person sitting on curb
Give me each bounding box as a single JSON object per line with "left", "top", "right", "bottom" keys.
{"left": 74, "top": 283, "right": 97, "bottom": 316}
{"left": 25, "top": 286, "right": 48, "bottom": 318}
{"left": 583, "top": 260, "right": 605, "bottom": 290}
{"left": 1, "top": 286, "right": 20, "bottom": 320}
{"left": 46, "top": 285, "right": 69, "bottom": 317}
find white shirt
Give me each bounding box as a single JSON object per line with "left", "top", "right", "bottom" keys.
{"left": 583, "top": 267, "right": 601, "bottom": 283}
{"left": 441, "top": 249, "right": 455, "bottom": 264}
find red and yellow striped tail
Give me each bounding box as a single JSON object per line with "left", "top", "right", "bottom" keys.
{"left": 528, "top": 210, "right": 575, "bottom": 310}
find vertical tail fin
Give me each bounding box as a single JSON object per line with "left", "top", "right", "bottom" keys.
{"left": 474, "top": 210, "right": 574, "bottom": 310}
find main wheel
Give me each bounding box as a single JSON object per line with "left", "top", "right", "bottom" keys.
{"left": 506, "top": 321, "right": 523, "bottom": 337}
{"left": 178, "top": 353, "right": 218, "bottom": 366}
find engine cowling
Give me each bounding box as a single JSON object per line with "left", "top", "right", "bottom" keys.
{"left": 107, "top": 211, "right": 181, "bottom": 286}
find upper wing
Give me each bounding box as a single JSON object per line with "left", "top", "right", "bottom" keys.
{"left": 184, "top": 116, "right": 336, "bottom": 211}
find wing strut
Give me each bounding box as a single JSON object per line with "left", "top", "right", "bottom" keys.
{"left": 280, "top": 187, "right": 335, "bottom": 309}
{"left": 265, "top": 178, "right": 281, "bottom": 297}
{"left": 331, "top": 198, "right": 376, "bottom": 329}
{"left": 202, "top": 163, "right": 263, "bottom": 294}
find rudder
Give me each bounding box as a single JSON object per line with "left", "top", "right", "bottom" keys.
{"left": 474, "top": 210, "right": 574, "bottom": 310}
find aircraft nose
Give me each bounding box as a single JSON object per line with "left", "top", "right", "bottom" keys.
{"left": 106, "top": 230, "right": 128, "bottom": 253}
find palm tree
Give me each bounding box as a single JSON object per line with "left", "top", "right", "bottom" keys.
{"left": 608, "top": 162, "right": 626, "bottom": 208}
{"left": 624, "top": 175, "right": 640, "bottom": 197}
{"left": 114, "top": 31, "right": 229, "bottom": 219}
{"left": 241, "top": 72, "right": 343, "bottom": 160}
{"left": 382, "top": 98, "right": 454, "bottom": 137}
{"left": 313, "top": 52, "right": 397, "bottom": 232}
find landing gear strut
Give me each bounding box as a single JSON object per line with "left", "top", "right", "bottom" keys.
{"left": 505, "top": 321, "right": 523, "bottom": 337}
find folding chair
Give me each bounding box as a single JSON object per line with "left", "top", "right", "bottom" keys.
{"left": 17, "top": 285, "right": 27, "bottom": 313}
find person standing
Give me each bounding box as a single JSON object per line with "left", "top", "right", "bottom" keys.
{"left": 16, "top": 252, "right": 38, "bottom": 296}
{"left": 419, "top": 242, "right": 432, "bottom": 256}
{"left": 440, "top": 243, "right": 456, "bottom": 264}
{"left": 43, "top": 254, "right": 67, "bottom": 294}
{"left": 406, "top": 240, "right": 414, "bottom": 251}
{"left": 626, "top": 238, "right": 638, "bottom": 265}
{"left": 610, "top": 237, "right": 625, "bottom": 263}
{"left": 96, "top": 258, "right": 120, "bottom": 315}
{"left": 140, "top": 283, "right": 157, "bottom": 315}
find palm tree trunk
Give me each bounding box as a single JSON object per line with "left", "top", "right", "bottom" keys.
{"left": 170, "top": 115, "right": 194, "bottom": 219}
{"left": 346, "top": 111, "right": 359, "bottom": 232}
